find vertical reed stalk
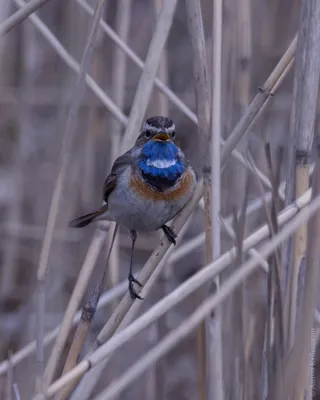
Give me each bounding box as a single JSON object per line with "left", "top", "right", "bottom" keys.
{"left": 207, "top": 0, "right": 224, "bottom": 399}
{"left": 184, "top": 1, "right": 211, "bottom": 398}
{"left": 285, "top": 0, "right": 320, "bottom": 352}
{"left": 108, "top": 0, "right": 132, "bottom": 310}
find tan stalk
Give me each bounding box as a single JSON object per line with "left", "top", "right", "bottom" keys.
{"left": 277, "top": 145, "right": 320, "bottom": 399}
{"left": 285, "top": 0, "right": 320, "bottom": 352}
{"left": 184, "top": 2, "right": 211, "bottom": 400}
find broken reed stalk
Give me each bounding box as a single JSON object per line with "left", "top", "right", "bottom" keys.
{"left": 285, "top": 0, "right": 320, "bottom": 352}
{"left": 37, "top": 191, "right": 320, "bottom": 400}
{"left": 184, "top": 2, "right": 212, "bottom": 400}
{"left": 32, "top": 0, "right": 107, "bottom": 391}
{"left": 107, "top": 0, "right": 132, "bottom": 310}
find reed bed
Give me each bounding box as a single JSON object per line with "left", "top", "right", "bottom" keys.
{"left": 1, "top": 0, "right": 320, "bottom": 399}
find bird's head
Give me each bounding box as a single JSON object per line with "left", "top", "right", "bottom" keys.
{"left": 135, "top": 116, "right": 176, "bottom": 146}
{"left": 136, "top": 116, "right": 185, "bottom": 181}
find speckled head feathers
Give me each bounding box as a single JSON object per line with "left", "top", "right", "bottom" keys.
{"left": 143, "top": 116, "right": 175, "bottom": 135}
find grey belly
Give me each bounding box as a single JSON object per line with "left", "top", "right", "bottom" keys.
{"left": 107, "top": 187, "right": 184, "bottom": 232}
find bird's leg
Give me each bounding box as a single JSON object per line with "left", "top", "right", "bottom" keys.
{"left": 162, "top": 225, "right": 177, "bottom": 245}
{"left": 128, "top": 230, "right": 143, "bottom": 300}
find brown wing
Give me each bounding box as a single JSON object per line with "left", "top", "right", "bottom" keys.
{"left": 103, "top": 151, "right": 134, "bottom": 203}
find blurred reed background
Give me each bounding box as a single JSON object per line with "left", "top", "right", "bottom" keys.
{"left": 0, "top": 0, "right": 320, "bottom": 399}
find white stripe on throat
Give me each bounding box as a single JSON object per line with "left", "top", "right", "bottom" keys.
{"left": 146, "top": 159, "right": 176, "bottom": 169}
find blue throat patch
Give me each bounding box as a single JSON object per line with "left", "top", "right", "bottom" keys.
{"left": 138, "top": 140, "right": 185, "bottom": 181}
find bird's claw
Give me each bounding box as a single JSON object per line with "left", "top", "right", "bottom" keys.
{"left": 128, "top": 274, "right": 143, "bottom": 300}
{"left": 162, "top": 225, "right": 177, "bottom": 245}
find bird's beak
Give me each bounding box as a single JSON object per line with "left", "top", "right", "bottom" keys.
{"left": 153, "top": 133, "right": 170, "bottom": 142}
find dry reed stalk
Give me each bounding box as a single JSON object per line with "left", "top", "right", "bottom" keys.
{"left": 285, "top": 0, "right": 320, "bottom": 352}
{"left": 184, "top": 2, "right": 212, "bottom": 400}
{"left": 5, "top": 352, "right": 13, "bottom": 400}
{"left": 107, "top": 0, "right": 132, "bottom": 310}
{"left": 63, "top": 215, "right": 195, "bottom": 400}
{"left": 45, "top": 192, "right": 320, "bottom": 400}
{"left": 254, "top": 147, "right": 284, "bottom": 399}
{"left": 43, "top": 230, "right": 105, "bottom": 386}
{"left": 221, "top": 35, "right": 297, "bottom": 166}
{"left": 28, "top": 0, "right": 106, "bottom": 391}
{"left": 206, "top": 0, "right": 224, "bottom": 398}
{"left": 150, "top": 1, "right": 170, "bottom": 398}
{"left": 13, "top": 0, "right": 127, "bottom": 125}
{"left": 0, "top": 0, "right": 53, "bottom": 36}
{"left": 0, "top": 281, "right": 127, "bottom": 376}
{"left": 278, "top": 145, "right": 320, "bottom": 399}
{"left": 54, "top": 225, "right": 118, "bottom": 400}
{"left": 34, "top": 185, "right": 316, "bottom": 400}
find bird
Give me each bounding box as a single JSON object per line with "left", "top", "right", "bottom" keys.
{"left": 69, "top": 116, "right": 197, "bottom": 299}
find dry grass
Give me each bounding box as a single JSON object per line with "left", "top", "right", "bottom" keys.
{"left": 1, "top": 0, "right": 320, "bottom": 399}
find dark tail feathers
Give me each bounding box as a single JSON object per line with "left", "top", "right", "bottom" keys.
{"left": 69, "top": 205, "right": 107, "bottom": 228}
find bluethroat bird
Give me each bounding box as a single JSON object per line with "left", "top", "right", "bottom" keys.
{"left": 69, "top": 116, "right": 197, "bottom": 299}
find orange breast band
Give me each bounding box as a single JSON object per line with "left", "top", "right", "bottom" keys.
{"left": 130, "top": 169, "right": 194, "bottom": 201}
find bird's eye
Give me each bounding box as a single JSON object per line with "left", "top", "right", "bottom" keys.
{"left": 145, "top": 130, "right": 151, "bottom": 138}
{"left": 171, "top": 131, "right": 176, "bottom": 139}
